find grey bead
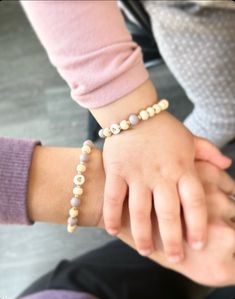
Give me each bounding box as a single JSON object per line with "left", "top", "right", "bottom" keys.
{"left": 129, "top": 114, "right": 139, "bottom": 126}
{"left": 67, "top": 217, "right": 77, "bottom": 226}
{"left": 83, "top": 139, "right": 94, "bottom": 148}
{"left": 98, "top": 129, "right": 105, "bottom": 138}
{"left": 80, "top": 153, "right": 88, "bottom": 162}
{"left": 70, "top": 197, "right": 81, "bottom": 207}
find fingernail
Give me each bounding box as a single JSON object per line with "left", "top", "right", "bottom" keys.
{"left": 167, "top": 254, "right": 183, "bottom": 264}
{"left": 139, "top": 248, "right": 153, "bottom": 256}
{"left": 191, "top": 241, "right": 204, "bottom": 250}
{"left": 107, "top": 229, "right": 118, "bottom": 236}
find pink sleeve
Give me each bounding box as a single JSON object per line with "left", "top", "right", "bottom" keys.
{"left": 20, "top": 0, "right": 149, "bottom": 109}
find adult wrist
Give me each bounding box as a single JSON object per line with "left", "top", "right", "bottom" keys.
{"left": 27, "top": 146, "right": 104, "bottom": 227}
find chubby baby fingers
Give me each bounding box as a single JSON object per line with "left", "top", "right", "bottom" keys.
{"left": 103, "top": 174, "right": 127, "bottom": 235}
{"left": 178, "top": 172, "right": 207, "bottom": 250}
{"left": 129, "top": 184, "right": 154, "bottom": 256}
{"left": 153, "top": 179, "right": 184, "bottom": 263}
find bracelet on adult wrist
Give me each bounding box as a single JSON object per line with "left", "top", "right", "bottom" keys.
{"left": 67, "top": 140, "right": 95, "bottom": 233}
{"left": 98, "top": 99, "right": 169, "bottom": 139}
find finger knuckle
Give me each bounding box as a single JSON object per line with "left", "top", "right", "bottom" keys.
{"left": 159, "top": 211, "right": 179, "bottom": 223}
{"left": 133, "top": 209, "right": 149, "bottom": 222}
{"left": 105, "top": 192, "right": 122, "bottom": 207}
{"left": 189, "top": 196, "right": 205, "bottom": 209}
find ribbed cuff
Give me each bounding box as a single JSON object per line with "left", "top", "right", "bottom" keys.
{"left": 0, "top": 137, "right": 41, "bottom": 225}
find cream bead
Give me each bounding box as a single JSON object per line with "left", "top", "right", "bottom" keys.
{"left": 120, "top": 120, "right": 130, "bottom": 130}
{"left": 159, "top": 99, "right": 169, "bottom": 110}
{"left": 139, "top": 110, "right": 149, "bottom": 120}
{"left": 103, "top": 128, "right": 112, "bottom": 137}
{"left": 69, "top": 207, "right": 79, "bottom": 217}
{"left": 76, "top": 164, "right": 86, "bottom": 173}
{"left": 73, "top": 186, "right": 83, "bottom": 196}
{"left": 110, "top": 123, "right": 121, "bottom": 135}
{"left": 73, "top": 174, "right": 85, "bottom": 185}
{"left": 67, "top": 224, "right": 77, "bottom": 233}
{"left": 153, "top": 103, "right": 161, "bottom": 114}
{"left": 82, "top": 145, "right": 91, "bottom": 154}
{"left": 146, "top": 107, "right": 155, "bottom": 117}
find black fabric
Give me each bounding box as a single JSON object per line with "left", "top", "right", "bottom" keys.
{"left": 18, "top": 240, "right": 212, "bottom": 299}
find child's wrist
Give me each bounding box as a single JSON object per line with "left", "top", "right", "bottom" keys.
{"left": 90, "top": 80, "right": 158, "bottom": 128}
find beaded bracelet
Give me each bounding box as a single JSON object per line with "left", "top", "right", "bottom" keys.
{"left": 67, "top": 139, "right": 95, "bottom": 233}
{"left": 98, "top": 99, "right": 169, "bottom": 139}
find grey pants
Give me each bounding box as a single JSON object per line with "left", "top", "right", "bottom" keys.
{"left": 143, "top": 1, "right": 235, "bottom": 147}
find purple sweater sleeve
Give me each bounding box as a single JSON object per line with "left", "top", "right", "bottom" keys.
{"left": 0, "top": 137, "right": 41, "bottom": 224}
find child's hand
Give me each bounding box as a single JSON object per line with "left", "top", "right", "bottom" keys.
{"left": 103, "top": 112, "right": 231, "bottom": 262}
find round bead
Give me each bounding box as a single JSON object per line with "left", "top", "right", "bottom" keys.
{"left": 146, "top": 107, "right": 155, "bottom": 117}
{"left": 153, "top": 103, "right": 161, "bottom": 114}
{"left": 120, "top": 120, "right": 130, "bottom": 130}
{"left": 69, "top": 207, "right": 79, "bottom": 218}
{"left": 73, "top": 186, "right": 83, "bottom": 196}
{"left": 103, "top": 128, "right": 112, "bottom": 137}
{"left": 98, "top": 129, "right": 105, "bottom": 138}
{"left": 110, "top": 123, "right": 121, "bottom": 135}
{"left": 76, "top": 164, "right": 86, "bottom": 173}
{"left": 82, "top": 145, "right": 91, "bottom": 154}
{"left": 159, "top": 99, "right": 169, "bottom": 110}
{"left": 80, "top": 153, "right": 88, "bottom": 162}
{"left": 139, "top": 110, "right": 149, "bottom": 120}
{"left": 68, "top": 216, "right": 78, "bottom": 226}
{"left": 83, "top": 140, "right": 94, "bottom": 148}
{"left": 67, "top": 224, "right": 77, "bottom": 233}
{"left": 70, "top": 197, "right": 81, "bottom": 207}
{"left": 128, "top": 114, "right": 139, "bottom": 126}
{"left": 73, "top": 174, "right": 85, "bottom": 185}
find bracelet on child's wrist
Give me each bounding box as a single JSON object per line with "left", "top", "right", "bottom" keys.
{"left": 98, "top": 99, "right": 169, "bottom": 139}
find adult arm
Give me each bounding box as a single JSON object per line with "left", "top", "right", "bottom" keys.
{"left": 1, "top": 136, "right": 235, "bottom": 286}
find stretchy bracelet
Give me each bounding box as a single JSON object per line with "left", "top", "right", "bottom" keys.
{"left": 67, "top": 140, "right": 95, "bottom": 233}
{"left": 98, "top": 99, "right": 169, "bottom": 139}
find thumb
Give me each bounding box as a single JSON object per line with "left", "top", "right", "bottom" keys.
{"left": 194, "top": 136, "right": 232, "bottom": 170}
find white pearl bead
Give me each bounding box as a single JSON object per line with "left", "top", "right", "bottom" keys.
{"left": 103, "top": 128, "right": 112, "bottom": 137}
{"left": 146, "top": 107, "right": 155, "bottom": 117}
{"left": 83, "top": 140, "right": 94, "bottom": 148}
{"left": 139, "top": 110, "right": 149, "bottom": 120}
{"left": 159, "top": 99, "right": 169, "bottom": 110}
{"left": 98, "top": 129, "right": 105, "bottom": 138}
{"left": 73, "top": 186, "right": 83, "bottom": 196}
{"left": 67, "top": 224, "right": 77, "bottom": 233}
{"left": 153, "top": 103, "right": 161, "bottom": 114}
{"left": 110, "top": 123, "right": 121, "bottom": 135}
{"left": 73, "top": 174, "right": 85, "bottom": 185}
{"left": 76, "top": 164, "right": 86, "bottom": 173}
{"left": 69, "top": 207, "right": 79, "bottom": 217}
{"left": 82, "top": 145, "right": 91, "bottom": 154}
{"left": 120, "top": 120, "right": 130, "bottom": 130}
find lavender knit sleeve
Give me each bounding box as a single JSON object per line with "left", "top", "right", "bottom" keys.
{"left": 0, "top": 136, "right": 41, "bottom": 225}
